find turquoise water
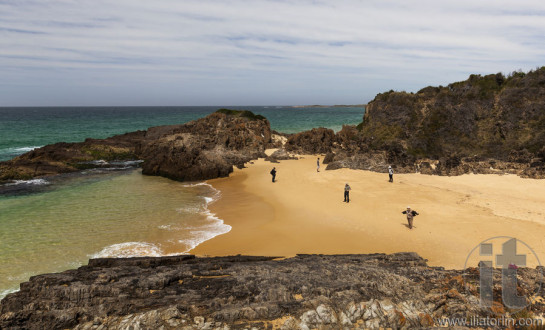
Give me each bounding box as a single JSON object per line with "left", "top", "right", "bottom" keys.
{"left": 0, "top": 106, "right": 364, "bottom": 161}
{"left": 0, "top": 106, "right": 364, "bottom": 299}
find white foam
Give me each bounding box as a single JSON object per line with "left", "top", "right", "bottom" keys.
{"left": 158, "top": 224, "right": 181, "bottom": 230}
{"left": 92, "top": 182, "right": 230, "bottom": 259}
{"left": 0, "top": 146, "right": 42, "bottom": 158}
{"left": 179, "top": 210, "right": 231, "bottom": 252}
{"left": 91, "top": 242, "right": 163, "bottom": 258}
{"left": 0, "top": 288, "right": 18, "bottom": 300}
{"left": 175, "top": 205, "right": 206, "bottom": 214}
{"left": 13, "top": 146, "right": 42, "bottom": 153}
{"left": 6, "top": 178, "right": 49, "bottom": 186}
{"left": 182, "top": 182, "right": 211, "bottom": 188}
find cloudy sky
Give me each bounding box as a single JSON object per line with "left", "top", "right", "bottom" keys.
{"left": 1, "top": 0, "right": 545, "bottom": 106}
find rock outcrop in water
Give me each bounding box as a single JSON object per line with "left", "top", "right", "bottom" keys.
{"left": 0, "top": 131, "right": 146, "bottom": 182}
{"left": 1, "top": 253, "right": 544, "bottom": 329}
{"left": 0, "top": 110, "right": 272, "bottom": 183}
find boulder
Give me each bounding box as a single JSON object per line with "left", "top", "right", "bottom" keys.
{"left": 138, "top": 112, "right": 271, "bottom": 181}
{"left": 285, "top": 127, "right": 336, "bottom": 154}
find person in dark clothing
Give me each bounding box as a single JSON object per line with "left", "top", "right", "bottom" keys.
{"left": 270, "top": 167, "right": 276, "bottom": 182}
{"left": 344, "top": 183, "right": 351, "bottom": 203}
{"left": 388, "top": 166, "right": 394, "bottom": 183}
{"left": 317, "top": 157, "right": 320, "bottom": 172}
{"left": 402, "top": 206, "right": 419, "bottom": 229}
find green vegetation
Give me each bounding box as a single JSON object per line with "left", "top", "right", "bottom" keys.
{"left": 360, "top": 66, "right": 545, "bottom": 161}
{"left": 0, "top": 167, "right": 33, "bottom": 182}
{"left": 215, "top": 109, "right": 266, "bottom": 121}
{"left": 362, "top": 124, "right": 404, "bottom": 149}
{"left": 81, "top": 145, "right": 135, "bottom": 161}
{"left": 356, "top": 122, "right": 364, "bottom": 131}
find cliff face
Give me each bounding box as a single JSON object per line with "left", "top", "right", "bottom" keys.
{"left": 2, "top": 253, "right": 543, "bottom": 329}
{"left": 279, "top": 68, "right": 545, "bottom": 178}
{"left": 0, "top": 110, "right": 272, "bottom": 183}
{"left": 362, "top": 70, "right": 545, "bottom": 160}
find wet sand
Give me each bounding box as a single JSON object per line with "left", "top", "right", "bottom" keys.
{"left": 190, "top": 153, "right": 545, "bottom": 269}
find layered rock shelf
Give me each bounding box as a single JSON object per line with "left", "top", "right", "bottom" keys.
{"left": 1, "top": 253, "right": 544, "bottom": 329}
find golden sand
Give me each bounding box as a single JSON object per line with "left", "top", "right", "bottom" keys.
{"left": 190, "top": 152, "right": 545, "bottom": 269}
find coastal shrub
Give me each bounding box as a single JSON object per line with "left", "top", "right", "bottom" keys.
{"left": 417, "top": 86, "right": 440, "bottom": 95}
{"left": 356, "top": 122, "right": 364, "bottom": 131}
{"left": 215, "top": 109, "right": 266, "bottom": 121}
{"left": 81, "top": 145, "right": 135, "bottom": 161}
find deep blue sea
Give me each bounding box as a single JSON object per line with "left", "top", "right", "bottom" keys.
{"left": 0, "top": 105, "right": 364, "bottom": 298}
{"left": 0, "top": 106, "right": 364, "bottom": 161}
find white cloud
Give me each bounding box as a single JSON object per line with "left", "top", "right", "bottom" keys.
{"left": 1, "top": 0, "right": 545, "bottom": 105}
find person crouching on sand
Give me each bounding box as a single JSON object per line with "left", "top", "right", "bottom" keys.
{"left": 344, "top": 183, "right": 351, "bottom": 203}
{"left": 402, "top": 206, "right": 419, "bottom": 229}
{"left": 270, "top": 167, "right": 276, "bottom": 183}
{"left": 317, "top": 157, "right": 320, "bottom": 172}
{"left": 388, "top": 165, "right": 394, "bottom": 182}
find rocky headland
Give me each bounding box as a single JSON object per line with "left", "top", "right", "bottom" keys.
{"left": 1, "top": 253, "right": 544, "bottom": 329}
{"left": 0, "top": 109, "right": 274, "bottom": 184}
{"left": 3, "top": 69, "right": 545, "bottom": 184}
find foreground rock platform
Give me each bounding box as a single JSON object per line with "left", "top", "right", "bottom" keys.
{"left": 1, "top": 253, "right": 544, "bottom": 329}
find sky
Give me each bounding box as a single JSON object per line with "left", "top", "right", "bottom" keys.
{"left": 1, "top": 0, "right": 545, "bottom": 106}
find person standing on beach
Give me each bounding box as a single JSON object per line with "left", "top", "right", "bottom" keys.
{"left": 402, "top": 206, "right": 419, "bottom": 229}
{"left": 388, "top": 166, "right": 394, "bottom": 182}
{"left": 317, "top": 157, "right": 320, "bottom": 172}
{"left": 344, "top": 183, "right": 351, "bottom": 203}
{"left": 270, "top": 167, "right": 276, "bottom": 183}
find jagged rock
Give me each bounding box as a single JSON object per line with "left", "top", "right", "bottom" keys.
{"left": 138, "top": 112, "right": 271, "bottom": 181}
{"left": 325, "top": 152, "right": 414, "bottom": 173}
{"left": 322, "top": 152, "right": 335, "bottom": 164}
{"left": 319, "top": 68, "right": 545, "bottom": 179}
{"left": 0, "top": 131, "right": 145, "bottom": 182}
{"left": 0, "top": 110, "right": 271, "bottom": 183}
{"left": 359, "top": 68, "right": 545, "bottom": 167}
{"left": 2, "top": 253, "right": 544, "bottom": 329}
{"left": 285, "top": 127, "right": 336, "bottom": 154}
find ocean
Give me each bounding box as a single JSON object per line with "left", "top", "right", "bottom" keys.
{"left": 0, "top": 106, "right": 364, "bottom": 298}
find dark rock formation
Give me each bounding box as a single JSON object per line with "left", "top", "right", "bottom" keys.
{"left": 0, "top": 131, "right": 146, "bottom": 182}
{"left": 354, "top": 68, "right": 545, "bottom": 178}
{"left": 1, "top": 253, "right": 544, "bottom": 329}
{"left": 301, "top": 68, "right": 545, "bottom": 178}
{"left": 285, "top": 127, "right": 336, "bottom": 154}
{"left": 0, "top": 110, "right": 272, "bottom": 184}
{"left": 137, "top": 111, "right": 271, "bottom": 181}
{"left": 322, "top": 152, "right": 335, "bottom": 164}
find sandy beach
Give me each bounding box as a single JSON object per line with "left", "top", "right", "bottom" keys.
{"left": 191, "top": 151, "right": 545, "bottom": 269}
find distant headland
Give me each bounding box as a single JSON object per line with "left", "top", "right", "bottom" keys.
{"left": 291, "top": 104, "right": 367, "bottom": 108}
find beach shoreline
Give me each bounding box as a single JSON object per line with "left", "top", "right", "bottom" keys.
{"left": 191, "top": 152, "right": 545, "bottom": 269}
